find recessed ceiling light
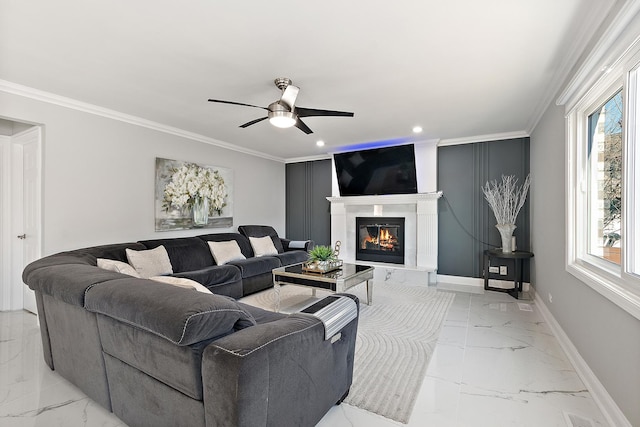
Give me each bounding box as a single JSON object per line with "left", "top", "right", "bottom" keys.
{"left": 412, "top": 126, "right": 423, "bottom": 133}
{"left": 316, "top": 140, "right": 325, "bottom": 147}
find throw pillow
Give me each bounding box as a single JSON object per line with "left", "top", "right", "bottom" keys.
{"left": 249, "top": 236, "right": 278, "bottom": 257}
{"left": 125, "top": 246, "right": 173, "bottom": 278}
{"left": 149, "top": 276, "right": 212, "bottom": 294}
{"left": 96, "top": 258, "right": 141, "bottom": 278}
{"left": 208, "top": 240, "right": 246, "bottom": 265}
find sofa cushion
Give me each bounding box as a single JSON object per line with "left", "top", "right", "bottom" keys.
{"left": 228, "top": 256, "right": 281, "bottom": 279}
{"left": 208, "top": 240, "right": 246, "bottom": 265}
{"left": 126, "top": 246, "right": 173, "bottom": 278}
{"left": 138, "top": 237, "right": 214, "bottom": 272}
{"left": 197, "top": 233, "right": 253, "bottom": 259}
{"left": 25, "top": 264, "right": 126, "bottom": 307}
{"left": 249, "top": 236, "right": 278, "bottom": 257}
{"left": 97, "top": 258, "right": 141, "bottom": 278}
{"left": 22, "top": 242, "right": 146, "bottom": 284}
{"left": 272, "top": 250, "right": 309, "bottom": 266}
{"left": 79, "top": 242, "right": 148, "bottom": 263}
{"left": 237, "top": 302, "right": 286, "bottom": 325}
{"left": 170, "top": 264, "right": 241, "bottom": 288}
{"left": 238, "top": 225, "right": 285, "bottom": 253}
{"left": 98, "top": 315, "right": 214, "bottom": 401}
{"left": 149, "top": 276, "right": 212, "bottom": 294}
{"left": 84, "top": 279, "right": 256, "bottom": 345}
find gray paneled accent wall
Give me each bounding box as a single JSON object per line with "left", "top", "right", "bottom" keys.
{"left": 437, "top": 138, "right": 530, "bottom": 280}
{"left": 286, "top": 159, "right": 332, "bottom": 246}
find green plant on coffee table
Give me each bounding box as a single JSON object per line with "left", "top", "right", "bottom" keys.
{"left": 308, "top": 245, "right": 336, "bottom": 263}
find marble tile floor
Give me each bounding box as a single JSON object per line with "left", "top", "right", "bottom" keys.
{"left": 0, "top": 289, "right": 608, "bottom": 427}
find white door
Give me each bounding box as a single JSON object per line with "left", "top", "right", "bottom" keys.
{"left": 12, "top": 127, "right": 41, "bottom": 313}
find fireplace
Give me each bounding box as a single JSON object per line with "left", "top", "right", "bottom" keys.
{"left": 356, "top": 217, "right": 405, "bottom": 264}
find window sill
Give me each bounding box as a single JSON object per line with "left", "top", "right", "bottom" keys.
{"left": 567, "top": 262, "right": 640, "bottom": 321}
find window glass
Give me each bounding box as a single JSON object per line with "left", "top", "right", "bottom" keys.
{"left": 587, "top": 90, "right": 623, "bottom": 265}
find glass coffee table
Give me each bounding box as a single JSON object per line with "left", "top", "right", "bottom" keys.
{"left": 272, "top": 262, "right": 374, "bottom": 312}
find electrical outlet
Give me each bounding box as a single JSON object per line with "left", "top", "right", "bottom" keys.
{"left": 499, "top": 266, "right": 507, "bottom": 275}
{"left": 489, "top": 266, "right": 499, "bottom": 274}
{"left": 548, "top": 293, "right": 553, "bottom": 304}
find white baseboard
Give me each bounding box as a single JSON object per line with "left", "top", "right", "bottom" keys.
{"left": 534, "top": 293, "right": 631, "bottom": 427}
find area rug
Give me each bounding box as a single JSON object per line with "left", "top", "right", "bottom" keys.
{"left": 241, "top": 281, "right": 455, "bottom": 424}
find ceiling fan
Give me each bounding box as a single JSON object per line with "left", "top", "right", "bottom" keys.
{"left": 207, "top": 77, "right": 354, "bottom": 134}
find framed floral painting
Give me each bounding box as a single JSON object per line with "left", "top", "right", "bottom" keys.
{"left": 155, "top": 157, "right": 233, "bottom": 231}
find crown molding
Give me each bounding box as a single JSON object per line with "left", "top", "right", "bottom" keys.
{"left": 556, "top": 0, "right": 640, "bottom": 109}
{"left": 284, "top": 154, "right": 332, "bottom": 164}
{"left": 0, "top": 80, "right": 286, "bottom": 163}
{"left": 526, "top": 0, "right": 616, "bottom": 133}
{"left": 438, "top": 131, "right": 529, "bottom": 147}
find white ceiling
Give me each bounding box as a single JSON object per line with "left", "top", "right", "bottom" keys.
{"left": 0, "top": 0, "right": 614, "bottom": 161}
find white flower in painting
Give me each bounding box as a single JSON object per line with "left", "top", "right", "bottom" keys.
{"left": 163, "top": 163, "right": 228, "bottom": 216}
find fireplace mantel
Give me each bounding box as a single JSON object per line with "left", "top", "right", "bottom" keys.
{"left": 327, "top": 191, "right": 442, "bottom": 285}
{"left": 327, "top": 191, "right": 442, "bottom": 206}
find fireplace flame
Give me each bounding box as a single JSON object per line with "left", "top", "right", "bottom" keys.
{"left": 361, "top": 228, "right": 398, "bottom": 250}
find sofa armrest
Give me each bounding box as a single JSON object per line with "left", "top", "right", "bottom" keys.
{"left": 202, "top": 300, "right": 358, "bottom": 427}
{"left": 281, "top": 238, "right": 314, "bottom": 251}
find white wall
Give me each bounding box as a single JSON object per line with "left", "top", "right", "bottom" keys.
{"left": 531, "top": 99, "right": 640, "bottom": 426}
{"left": 0, "top": 91, "right": 286, "bottom": 256}
{"left": 414, "top": 140, "right": 438, "bottom": 193}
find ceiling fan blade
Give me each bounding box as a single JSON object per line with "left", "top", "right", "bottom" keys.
{"left": 280, "top": 85, "right": 300, "bottom": 110}
{"left": 208, "top": 99, "right": 267, "bottom": 110}
{"left": 295, "top": 107, "right": 354, "bottom": 118}
{"left": 295, "top": 118, "right": 313, "bottom": 134}
{"left": 239, "top": 117, "right": 268, "bottom": 128}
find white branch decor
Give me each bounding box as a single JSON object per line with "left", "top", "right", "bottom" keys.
{"left": 482, "top": 174, "right": 530, "bottom": 253}
{"left": 482, "top": 174, "right": 531, "bottom": 225}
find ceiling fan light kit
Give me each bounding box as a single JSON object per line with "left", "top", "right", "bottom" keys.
{"left": 266, "top": 100, "right": 296, "bottom": 128}
{"left": 269, "top": 111, "right": 296, "bottom": 128}
{"left": 208, "top": 77, "right": 354, "bottom": 134}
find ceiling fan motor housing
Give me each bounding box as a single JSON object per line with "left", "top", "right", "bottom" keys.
{"left": 268, "top": 101, "right": 296, "bottom": 128}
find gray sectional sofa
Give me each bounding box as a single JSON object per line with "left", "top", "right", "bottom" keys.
{"left": 22, "top": 227, "right": 358, "bottom": 427}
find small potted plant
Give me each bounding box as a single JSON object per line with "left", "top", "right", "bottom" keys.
{"left": 305, "top": 245, "right": 342, "bottom": 273}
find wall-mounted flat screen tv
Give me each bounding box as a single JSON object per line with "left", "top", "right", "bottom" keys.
{"left": 333, "top": 144, "right": 418, "bottom": 196}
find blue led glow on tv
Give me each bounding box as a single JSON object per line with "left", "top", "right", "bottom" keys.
{"left": 333, "top": 137, "right": 416, "bottom": 153}
{"left": 333, "top": 144, "right": 418, "bottom": 196}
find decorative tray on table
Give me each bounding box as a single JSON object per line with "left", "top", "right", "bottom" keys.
{"left": 302, "top": 259, "right": 343, "bottom": 274}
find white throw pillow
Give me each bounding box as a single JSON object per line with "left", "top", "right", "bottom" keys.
{"left": 208, "top": 241, "right": 246, "bottom": 265}
{"left": 249, "top": 236, "right": 278, "bottom": 257}
{"left": 96, "top": 258, "right": 141, "bottom": 278}
{"left": 125, "top": 246, "right": 173, "bottom": 278}
{"left": 149, "top": 276, "right": 212, "bottom": 294}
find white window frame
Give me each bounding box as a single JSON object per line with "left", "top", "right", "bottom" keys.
{"left": 626, "top": 61, "right": 640, "bottom": 276}
{"left": 564, "top": 17, "right": 640, "bottom": 320}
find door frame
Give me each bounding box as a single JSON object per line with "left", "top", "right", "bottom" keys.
{"left": 0, "top": 135, "right": 11, "bottom": 310}
{"left": 0, "top": 126, "right": 42, "bottom": 311}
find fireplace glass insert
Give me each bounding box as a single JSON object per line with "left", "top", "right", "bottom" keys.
{"left": 356, "top": 217, "right": 405, "bottom": 264}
